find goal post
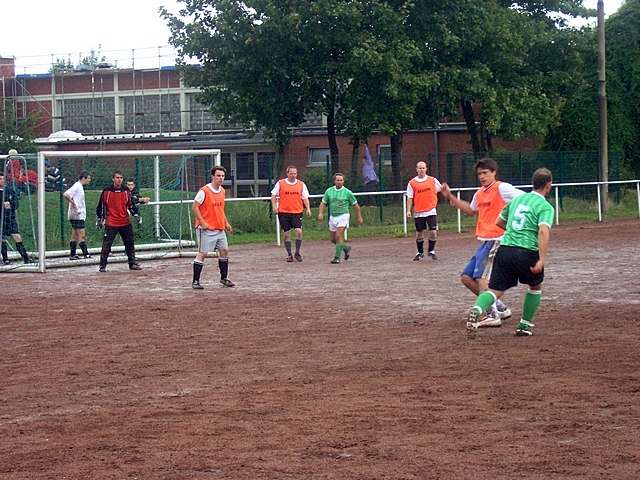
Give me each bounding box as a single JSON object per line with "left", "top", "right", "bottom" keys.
{"left": 36, "top": 149, "right": 221, "bottom": 272}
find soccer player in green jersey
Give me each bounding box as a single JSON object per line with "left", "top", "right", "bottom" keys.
{"left": 466, "top": 168, "right": 554, "bottom": 337}
{"left": 317, "top": 173, "right": 364, "bottom": 264}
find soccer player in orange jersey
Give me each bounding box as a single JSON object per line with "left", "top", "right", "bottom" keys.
{"left": 270, "top": 166, "right": 311, "bottom": 262}
{"left": 441, "top": 158, "right": 523, "bottom": 327}
{"left": 191, "top": 166, "right": 235, "bottom": 289}
{"left": 406, "top": 161, "right": 443, "bottom": 261}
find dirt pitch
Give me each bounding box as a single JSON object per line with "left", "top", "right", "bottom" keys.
{"left": 1, "top": 220, "right": 639, "bottom": 479}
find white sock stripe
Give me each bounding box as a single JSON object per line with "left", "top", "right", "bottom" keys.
{"left": 520, "top": 319, "right": 535, "bottom": 327}
{"left": 193, "top": 260, "right": 204, "bottom": 265}
{"left": 485, "top": 290, "right": 497, "bottom": 301}
{"left": 527, "top": 290, "right": 542, "bottom": 295}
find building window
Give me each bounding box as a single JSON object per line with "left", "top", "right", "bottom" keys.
{"left": 257, "top": 152, "right": 275, "bottom": 180}
{"left": 235, "top": 152, "right": 255, "bottom": 180}
{"left": 309, "top": 148, "right": 330, "bottom": 167}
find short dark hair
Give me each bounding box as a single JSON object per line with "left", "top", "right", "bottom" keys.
{"left": 112, "top": 170, "right": 124, "bottom": 178}
{"left": 211, "top": 165, "right": 226, "bottom": 176}
{"left": 532, "top": 168, "right": 552, "bottom": 190}
{"left": 474, "top": 157, "right": 498, "bottom": 173}
{"left": 78, "top": 171, "right": 91, "bottom": 180}
{"left": 126, "top": 178, "right": 136, "bottom": 184}
{"left": 333, "top": 172, "right": 345, "bottom": 181}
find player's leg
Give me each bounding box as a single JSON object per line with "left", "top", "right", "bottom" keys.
{"left": 332, "top": 226, "right": 346, "bottom": 263}
{"left": 11, "top": 232, "right": 30, "bottom": 263}
{"left": 192, "top": 229, "right": 209, "bottom": 289}
{"left": 77, "top": 224, "right": 91, "bottom": 258}
{"left": 515, "top": 249, "right": 545, "bottom": 336}
{"left": 1, "top": 236, "right": 8, "bottom": 264}
{"left": 99, "top": 226, "right": 118, "bottom": 271}
{"left": 293, "top": 217, "right": 303, "bottom": 261}
{"left": 426, "top": 215, "right": 438, "bottom": 260}
{"left": 69, "top": 224, "right": 79, "bottom": 259}
{"left": 120, "top": 225, "right": 140, "bottom": 270}
{"left": 217, "top": 233, "right": 234, "bottom": 287}
{"left": 280, "top": 214, "right": 294, "bottom": 261}
{"left": 413, "top": 218, "right": 426, "bottom": 260}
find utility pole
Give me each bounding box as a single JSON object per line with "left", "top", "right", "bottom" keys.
{"left": 597, "top": 0, "right": 609, "bottom": 213}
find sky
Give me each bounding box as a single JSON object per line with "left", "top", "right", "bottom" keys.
{"left": 0, "top": 0, "right": 627, "bottom": 74}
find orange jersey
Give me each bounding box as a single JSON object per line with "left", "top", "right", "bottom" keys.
{"left": 195, "top": 185, "right": 226, "bottom": 230}
{"left": 277, "top": 179, "right": 305, "bottom": 213}
{"left": 473, "top": 181, "right": 506, "bottom": 239}
{"left": 408, "top": 176, "right": 439, "bottom": 213}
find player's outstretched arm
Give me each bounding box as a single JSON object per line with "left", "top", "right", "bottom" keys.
{"left": 442, "top": 183, "right": 475, "bottom": 216}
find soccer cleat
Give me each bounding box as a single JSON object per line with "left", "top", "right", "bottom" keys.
{"left": 69, "top": 255, "right": 81, "bottom": 260}
{"left": 477, "top": 310, "right": 503, "bottom": 328}
{"left": 220, "top": 278, "right": 235, "bottom": 287}
{"left": 294, "top": 253, "right": 303, "bottom": 262}
{"left": 192, "top": 281, "right": 204, "bottom": 290}
{"left": 412, "top": 253, "right": 424, "bottom": 261}
{"left": 428, "top": 252, "right": 438, "bottom": 260}
{"left": 466, "top": 306, "right": 482, "bottom": 334}
{"left": 83, "top": 254, "right": 93, "bottom": 259}
{"left": 2, "top": 259, "right": 10, "bottom": 265}
{"left": 98, "top": 266, "right": 106, "bottom": 272}
{"left": 129, "top": 263, "right": 142, "bottom": 271}
{"left": 330, "top": 257, "right": 341, "bottom": 264}
{"left": 286, "top": 255, "right": 294, "bottom": 263}
{"left": 515, "top": 320, "right": 535, "bottom": 336}
{"left": 498, "top": 307, "right": 512, "bottom": 320}
{"left": 343, "top": 246, "right": 351, "bottom": 261}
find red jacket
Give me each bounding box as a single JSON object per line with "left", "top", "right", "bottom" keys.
{"left": 96, "top": 184, "right": 138, "bottom": 228}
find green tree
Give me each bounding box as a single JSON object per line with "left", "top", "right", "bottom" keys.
{"left": 0, "top": 102, "right": 37, "bottom": 154}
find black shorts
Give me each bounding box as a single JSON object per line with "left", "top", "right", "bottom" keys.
{"left": 414, "top": 215, "right": 437, "bottom": 232}
{"left": 70, "top": 219, "right": 86, "bottom": 229}
{"left": 278, "top": 213, "right": 303, "bottom": 232}
{"left": 2, "top": 216, "right": 19, "bottom": 236}
{"left": 489, "top": 245, "right": 544, "bottom": 291}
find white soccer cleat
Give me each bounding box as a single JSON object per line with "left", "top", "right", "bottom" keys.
{"left": 498, "top": 307, "right": 512, "bottom": 320}
{"left": 466, "top": 306, "right": 482, "bottom": 334}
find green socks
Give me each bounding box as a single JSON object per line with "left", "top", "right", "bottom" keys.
{"left": 474, "top": 291, "right": 496, "bottom": 313}
{"left": 522, "top": 290, "right": 542, "bottom": 322}
{"left": 334, "top": 243, "right": 344, "bottom": 258}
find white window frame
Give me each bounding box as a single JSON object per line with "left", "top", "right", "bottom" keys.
{"left": 308, "top": 148, "right": 331, "bottom": 167}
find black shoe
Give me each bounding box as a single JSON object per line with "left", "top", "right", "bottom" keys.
{"left": 220, "top": 278, "right": 235, "bottom": 287}
{"left": 286, "top": 255, "right": 294, "bottom": 263}
{"left": 69, "top": 255, "right": 81, "bottom": 260}
{"left": 2, "top": 259, "right": 10, "bottom": 265}
{"left": 23, "top": 258, "right": 33, "bottom": 264}
{"left": 428, "top": 252, "right": 438, "bottom": 260}
{"left": 413, "top": 253, "right": 424, "bottom": 261}
{"left": 99, "top": 266, "right": 106, "bottom": 272}
{"left": 129, "top": 263, "right": 142, "bottom": 271}
{"left": 343, "top": 246, "right": 351, "bottom": 261}
{"left": 192, "top": 281, "right": 204, "bottom": 290}
{"left": 330, "top": 257, "right": 341, "bottom": 264}
{"left": 294, "top": 253, "right": 303, "bottom": 262}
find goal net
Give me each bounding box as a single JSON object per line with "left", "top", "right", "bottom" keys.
{"left": 0, "top": 149, "right": 220, "bottom": 272}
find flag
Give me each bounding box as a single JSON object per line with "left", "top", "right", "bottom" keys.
{"left": 361, "top": 145, "right": 378, "bottom": 184}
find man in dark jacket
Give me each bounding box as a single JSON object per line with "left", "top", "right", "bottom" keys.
{"left": 96, "top": 170, "right": 142, "bottom": 272}
{"left": 1, "top": 172, "right": 31, "bottom": 264}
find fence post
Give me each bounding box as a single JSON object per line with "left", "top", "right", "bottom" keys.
{"left": 637, "top": 181, "right": 640, "bottom": 219}
{"left": 402, "top": 193, "right": 408, "bottom": 237}
{"left": 154, "top": 155, "right": 161, "bottom": 239}
{"left": 58, "top": 163, "right": 65, "bottom": 247}
{"left": 37, "top": 152, "right": 46, "bottom": 272}
{"left": 554, "top": 186, "right": 559, "bottom": 226}
{"left": 456, "top": 190, "right": 462, "bottom": 233}
{"left": 275, "top": 214, "right": 280, "bottom": 246}
{"left": 596, "top": 183, "right": 602, "bottom": 222}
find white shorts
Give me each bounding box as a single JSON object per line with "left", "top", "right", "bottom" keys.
{"left": 328, "top": 213, "right": 350, "bottom": 232}
{"left": 197, "top": 228, "right": 228, "bottom": 253}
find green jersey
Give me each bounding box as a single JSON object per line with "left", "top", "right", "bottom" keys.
{"left": 499, "top": 191, "right": 554, "bottom": 251}
{"left": 322, "top": 186, "right": 358, "bottom": 216}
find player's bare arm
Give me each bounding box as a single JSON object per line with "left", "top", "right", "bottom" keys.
{"left": 354, "top": 203, "right": 364, "bottom": 225}
{"left": 317, "top": 202, "right": 326, "bottom": 221}
{"left": 531, "top": 224, "right": 550, "bottom": 274}
{"left": 496, "top": 217, "right": 506, "bottom": 230}
{"left": 270, "top": 195, "right": 279, "bottom": 213}
{"left": 406, "top": 197, "right": 413, "bottom": 218}
{"left": 303, "top": 197, "right": 311, "bottom": 216}
{"left": 192, "top": 200, "right": 208, "bottom": 230}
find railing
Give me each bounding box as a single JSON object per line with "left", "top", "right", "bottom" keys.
{"left": 152, "top": 179, "right": 640, "bottom": 245}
